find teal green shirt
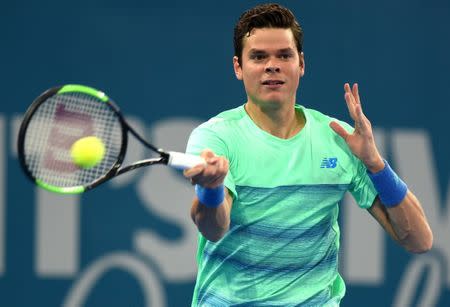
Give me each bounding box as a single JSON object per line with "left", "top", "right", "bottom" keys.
{"left": 186, "top": 105, "right": 377, "bottom": 306}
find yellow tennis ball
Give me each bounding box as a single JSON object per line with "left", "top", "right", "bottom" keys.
{"left": 70, "top": 136, "right": 105, "bottom": 169}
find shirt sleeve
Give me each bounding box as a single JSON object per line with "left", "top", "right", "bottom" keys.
{"left": 349, "top": 158, "right": 378, "bottom": 209}
{"left": 186, "top": 123, "right": 237, "bottom": 198}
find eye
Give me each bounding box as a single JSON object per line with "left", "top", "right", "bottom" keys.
{"left": 279, "top": 53, "right": 293, "bottom": 60}
{"left": 249, "top": 53, "right": 266, "bottom": 61}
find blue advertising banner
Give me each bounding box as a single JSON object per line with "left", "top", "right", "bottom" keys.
{"left": 0, "top": 1, "right": 449, "bottom": 306}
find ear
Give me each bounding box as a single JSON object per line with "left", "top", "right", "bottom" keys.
{"left": 299, "top": 52, "right": 305, "bottom": 77}
{"left": 233, "top": 56, "right": 243, "bottom": 80}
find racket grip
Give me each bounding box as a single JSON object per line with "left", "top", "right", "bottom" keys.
{"left": 167, "top": 151, "right": 206, "bottom": 170}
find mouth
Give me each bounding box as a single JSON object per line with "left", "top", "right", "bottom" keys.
{"left": 261, "top": 80, "right": 285, "bottom": 85}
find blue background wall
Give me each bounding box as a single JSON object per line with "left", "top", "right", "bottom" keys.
{"left": 0, "top": 0, "right": 449, "bottom": 306}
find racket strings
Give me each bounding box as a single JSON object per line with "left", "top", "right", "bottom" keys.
{"left": 23, "top": 92, "right": 123, "bottom": 188}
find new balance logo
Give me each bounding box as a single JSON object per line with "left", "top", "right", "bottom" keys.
{"left": 321, "top": 157, "right": 338, "bottom": 169}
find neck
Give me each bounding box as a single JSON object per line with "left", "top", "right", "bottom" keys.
{"left": 244, "top": 101, "right": 305, "bottom": 139}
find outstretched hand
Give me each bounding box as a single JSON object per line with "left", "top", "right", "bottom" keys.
{"left": 329, "top": 83, "right": 384, "bottom": 173}
{"left": 183, "top": 149, "right": 229, "bottom": 188}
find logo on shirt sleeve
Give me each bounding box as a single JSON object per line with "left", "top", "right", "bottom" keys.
{"left": 320, "top": 157, "right": 338, "bottom": 169}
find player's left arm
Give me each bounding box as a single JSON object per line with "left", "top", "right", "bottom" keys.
{"left": 330, "top": 83, "right": 433, "bottom": 253}
{"left": 367, "top": 193, "right": 432, "bottom": 253}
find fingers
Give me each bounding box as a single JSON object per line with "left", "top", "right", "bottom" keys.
{"left": 344, "top": 83, "right": 357, "bottom": 120}
{"left": 183, "top": 163, "right": 206, "bottom": 178}
{"left": 352, "top": 83, "right": 361, "bottom": 105}
{"left": 200, "top": 148, "right": 216, "bottom": 160}
{"left": 344, "top": 92, "right": 356, "bottom": 121}
{"left": 344, "top": 82, "right": 366, "bottom": 126}
{"left": 207, "top": 157, "right": 229, "bottom": 187}
{"left": 184, "top": 149, "right": 229, "bottom": 188}
{"left": 345, "top": 83, "right": 362, "bottom": 108}
{"left": 355, "top": 103, "right": 364, "bottom": 121}
{"left": 184, "top": 148, "right": 213, "bottom": 178}
{"left": 329, "top": 121, "right": 350, "bottom": 141}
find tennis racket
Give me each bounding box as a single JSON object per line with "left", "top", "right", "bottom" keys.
{"left": 17, "top": 84, "right": 205, "bottom": 194}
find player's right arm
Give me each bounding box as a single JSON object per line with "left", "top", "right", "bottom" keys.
{"left": 189, "top": 189, "right": 233, "bottom": 242}
{"left": 184, "top": 149, "right": 233, "bottom": 242}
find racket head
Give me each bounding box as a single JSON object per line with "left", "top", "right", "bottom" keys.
{"left": 18, "top": 84, "right": 128, "bottom": 194}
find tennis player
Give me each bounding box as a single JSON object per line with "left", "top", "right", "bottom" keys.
{"left": 184, "top": 3, "right": 433, "bottom": 306}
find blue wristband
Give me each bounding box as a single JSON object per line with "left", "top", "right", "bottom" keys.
{"left": 195, "top": 184, "right": 225, "bottom": 208}
{"left": 367, "top": 160, "right": 408, "bottom": 208}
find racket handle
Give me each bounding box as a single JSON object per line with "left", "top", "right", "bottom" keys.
{"left": 167, "top": 151, "right": 206, "bottom": 170}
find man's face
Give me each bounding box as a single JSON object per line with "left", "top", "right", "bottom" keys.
{"left": 233, "top": 28, "right": 304, "bottom": 107}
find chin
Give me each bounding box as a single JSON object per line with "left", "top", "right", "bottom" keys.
{"left": 249, "top": 92, "right": 291, "bottom": 106}
{"left": 253, "top": 99, "right": 285, "bottom": 110}
{"left": 260, "top": 94, "right": 287, "bottom": 105}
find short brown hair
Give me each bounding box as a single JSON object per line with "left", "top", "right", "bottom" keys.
{"left": 233, "top": 3, "right": 304, "bottom": 65}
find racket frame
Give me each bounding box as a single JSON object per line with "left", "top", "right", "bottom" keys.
{"left": 17, "top": 84, "right": 173, "bottom": 194}
{"left": 18, "top": 84, "right": 202, "bottom": 194}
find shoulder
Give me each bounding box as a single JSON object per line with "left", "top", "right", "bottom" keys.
{"left": 187, "top": 105, "right": 246, "bottom": 153}
{"left": 193, "top": 105, "right": 246, "bottom": 136}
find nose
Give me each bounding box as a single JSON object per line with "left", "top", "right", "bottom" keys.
{"left": 265, "top": 66, "right": 280, "bottom": 73}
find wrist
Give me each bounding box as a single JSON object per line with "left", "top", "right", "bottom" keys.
{"left": 195, "top": 184, "right": 225, "bottom": 208}
{"left": 367, "top": 160, "right": 408, "bottom": 208}
{"left": 365, "top": 155, "right": 385, "bottom": 173}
